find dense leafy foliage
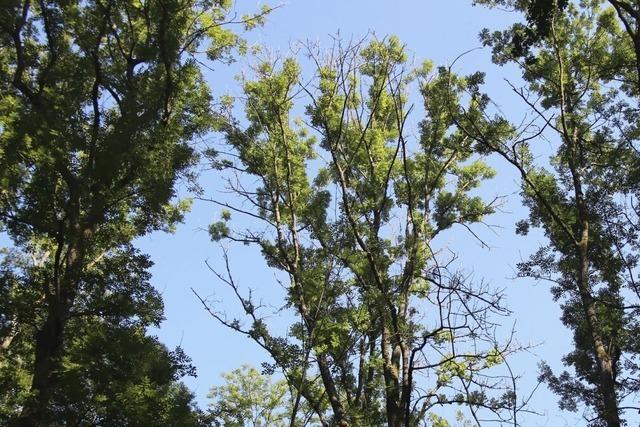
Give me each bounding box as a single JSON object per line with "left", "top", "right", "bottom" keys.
{"left": 0, "top": 0, "right": 267, "bottom": 424}
{"left": 0, "top": 246, "right": 206, "bottom": 425}
{"left": 2, "top": 0, "right": 640, "bottom": 425}
{"left": 203, "top": 37, "right": 524, "bottom": 427}
{"left": 208, "top": 365, "right": 290, "bottom": 427}
{"left": 467, "top": 1, "right": 640, "bottom": 425}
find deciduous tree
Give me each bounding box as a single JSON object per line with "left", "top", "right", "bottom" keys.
{"left": 460, "top": 1, "right": 640, "bottom": 425}
{"left": 0, "top": 0, "right": 268, "bottom": 423}
{"left": 199, "top": 37, "right": 528, "bottom": 427}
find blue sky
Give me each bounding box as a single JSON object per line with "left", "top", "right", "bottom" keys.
{"left": 137, "top": 1, "right": 620, "bottom": 425}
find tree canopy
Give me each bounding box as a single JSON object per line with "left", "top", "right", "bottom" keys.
{"left": 201, "top": 37, "right": 526, "bottom": 426}
{"left": 0, "top": 0, "right": 267, "bottom": 424}
{"left": 1, "top": 0, "right": 640, "bottom": 426}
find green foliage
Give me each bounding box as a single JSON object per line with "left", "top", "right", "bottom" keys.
{"left": 0, "top": 235, "right": 209, "bottom": 413}
{"left": 53, "top": 330, "right": 204, "bottom": 426}
{"left": 208, "top": 365, "right": 289, "bottom": 427}
{"left": 473, "top": 1, "right": 640, "bottom": 424}
{"left": 474, "top": 0, "right": 570, "bottom": 59}
{"left": 0, "top": 246, "right": 206, "bottom": 425}
{"left": 209, "top": 36, "right": 518, "bottom": 426}
{"left": 0, "top": 0, "right": 268, "bottom": 422}
{"left": 428, "top": 413, "right": 451, "bottom": 427}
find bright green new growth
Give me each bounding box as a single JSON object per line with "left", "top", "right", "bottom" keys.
{"left": 206, "top": 36, "right": 521, "bottom": 426}
{"left": 208, "top": 365, "right": 289, "bottom": 427}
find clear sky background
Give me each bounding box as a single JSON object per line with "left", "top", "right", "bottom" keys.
{"left": 136, "top": 1, "right": 634, "bottom": 425}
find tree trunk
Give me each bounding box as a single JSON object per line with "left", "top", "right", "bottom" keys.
{"left": 316, "top": 353, "right": 350, "bottom": 427}
{"left": 16, "top": 303, "right": 66, "bottom": 425}
{"left": 17, "top": 236, "right": 84, "bottom": 425}
{"left": 570, "top": 144, "right": 621, "bottom": 426}
{"left": 576, "top": 240, "right": 621, "bottom": 427}
{"left": 381, "top": 323, "right": 403, "bottom": 427}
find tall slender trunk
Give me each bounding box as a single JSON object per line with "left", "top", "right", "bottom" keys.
{"left": 381, "top": 322, "right": 403, "bottom": 427}
{"left": 575, "top": 239, "right": 621, "bottom": 427}
{"left": 316, "top": 353, "right": 350, "bottom": 427}
{"left": 17, "top": 303, "right": 67, "bottom": 425}
{"left": 569, "top": 140, "right": 621, "bottom": 427}
{"left": 400, "top": 342, "right": 411, "bottom": 426}
{"left": 17, "top": 227, "right": 86, "bottom": 425}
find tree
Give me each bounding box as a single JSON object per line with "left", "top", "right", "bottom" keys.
{"left": 208, "top": 365, "right": 291, "bottom": 427}
{"left": 474, "top": 0, "right": 640, "bottom": 93}
{"left": 198, "top": 37, "right": 528, "bottom": 426}
{"left": 0, "top": 245, "right": 207, "bottom": 425}
{"left": 459, "top": 1, "right": 640, "bottom": 425}
{"left": 0, "top": 0, "right": 269, "bottom": 423}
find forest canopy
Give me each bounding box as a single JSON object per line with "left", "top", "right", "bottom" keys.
{"left": 1, "top": 1, "right": 639, "bottom": 426}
